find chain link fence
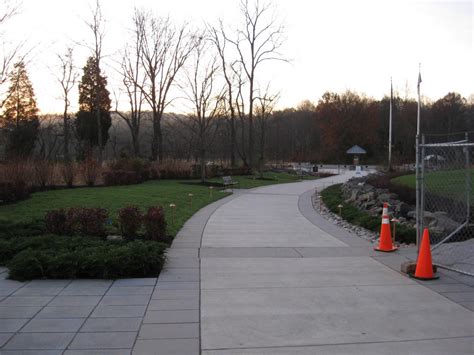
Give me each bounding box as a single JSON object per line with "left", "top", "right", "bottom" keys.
{"left": 418, "top": 132, "right": 473, "bottom": 275}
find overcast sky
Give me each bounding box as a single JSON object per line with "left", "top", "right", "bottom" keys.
{"left": 3, "top": 0, "right": 473, "bottom": 114}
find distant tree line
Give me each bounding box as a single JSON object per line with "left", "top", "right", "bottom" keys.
{"left": 0, "top": 0, "right": 472, "bottom": 168}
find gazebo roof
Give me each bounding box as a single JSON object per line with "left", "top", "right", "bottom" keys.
{"left": 346, "top": 145, "right": 367, "bottom": 155}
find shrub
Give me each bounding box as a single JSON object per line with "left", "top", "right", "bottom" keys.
{"left": 80, "top": 157, "right": 101, "bottom": 186}
{"left": 60, "top": 161, "right": 76, "bottom": 187}
{"left": 103, "top": 158, "right": 152, "bottom": 186}
{"left": 7, "top": 249, "right": 50, "bottom": 280}
{"left": 33, "top": 160, "right": 54, "bottom": 188}
{"left": 0, "top": 181, "right": 31, "bottom": 205}
{"left": 103, "top": 170, "right": 141, "bottom": 186}
{"left": 45, "top": 209, "right": 68, "bottom": 235}
{"left": 44, "top": 207, "right": 109, "bottom": 237}
{"left": 143, "top": 206, "right": 167, "bottom": 241}
{"left": 118, "top": 206, "right": 143, "bottom": 240}
{"left": 152, "top": 160, "right": 192, "bottom": 179}
{"left": 6, "top": 236, "right": 167, "bottom": 281}
{"left": 222, "top": 166, "right": 252, "bottom": 176}
{"left": 0, "top": 220, "right": 44, "bottom": 239}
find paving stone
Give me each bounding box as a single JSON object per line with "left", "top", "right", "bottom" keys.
{"left": 0, "top": 332, "right": 13, "bottom": 347}
{"left": 81, "top": 317, "right": 143, "bottom": 332}
{"left": 147, "top": 299, "right": 199, "bottom": 311}
{"left": 143, "top": 310, "right": 199, "bottom": 324}
{"left": 164, "top": 257, "right": 200, "bottom": 269}
{"left": 91, "top": 305, "right": 147, "bottom": 318}
{"left": 0, "top": 296, "right": 53, "bottom": 307}
{"left": 60, "top": 287, "right": 109, "bottom": 296}
{"left": 138, "top": 323, "right": 199, "bottom": 339}
{"left": 132, "top": 338, "right": 199, "bottom": 355}
{"left": 67, "top": 280, "right": 113, "bottom": 287}
{"left": 161, "top": 268, "right": 200, "bottom": 275}
{"left": 152, "top": 289, "right": 199, "bottom": 300}
{"left": 0, "top": 318, "right": 29, "bottom": 332}
{"left": 158, "top": 273, "right": 200, "bottom": 282}
{"left": 64, "top": 350, "right": 131, "bottom": 355}
{"left": 26, "top": 280, "right": 70, "bottom": 288}
{"left": 36, "top": 305, "right": 95, "bottom": 319}
{"left": 1, "top": 351, "right": 62, "bottom": 355}
{"left": 442, "top": 291, "right": 474, "bottom": 302}
{"left": 166, "top": 249, "right": 199, "bottom": 258}
{"left": 155, "top": 282, "right": 199, "bottom": 290}
{"left": 106, "top": 286, "right": 154, "bottom": 296}
{"left": 460, "top": 302, "right": 474, "bottom": 311}
{"left": 68, "top": 332, "right": 137, "bottom": 349}
{"left": 3, "top": 332, "right": 75, "bottom": 350}
{"left": 20, "top": 318, "right": 84, "bottom": 333}
{"left": 0, "top": 307, "right": 41, "bottom": 319}
{"left": 424, "top": 283, "right": 473, "bottom": 293}
{"left": 12, "top": 287, "right": 64, "bottom": 296}
{"left": 49, "top": 296, "right": 102, "bottom": 306}
{"left": 99, "top": 295, "right": 150, "bottom": 306}
{"left": 0, "top": 288, "right": 20, "bottom": 297}
{"left": 113, "top": 278, "right": 157, "bottom": 287}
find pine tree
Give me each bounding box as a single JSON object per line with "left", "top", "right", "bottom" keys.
{"left": 1, "top": 61, "right": 39, "bottom": 158}
{"left": 75, "top": 56, "right": 111, "bottom": 154}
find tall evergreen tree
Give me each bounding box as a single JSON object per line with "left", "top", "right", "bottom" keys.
{"left": 1, "top": 61, "right": 39, "bottom": 158}
{"left": 75, "top": 56, "right": 111, "bottom": 155}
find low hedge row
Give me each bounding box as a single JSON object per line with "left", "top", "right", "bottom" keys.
{"left": 321, "top": 184, "right": 416, "bottom": 244}
{"left": 1, "top": 235, "right": 167, "bottom": 281}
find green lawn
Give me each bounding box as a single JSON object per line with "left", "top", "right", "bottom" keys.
{"left": 391, "top": 169, "right": 474, "bottom": 201}
{"left": 0, "top": 172, "right": 315, "bottom": 237}
{"left": 208, "top": 171, "right": 317, "bottom": 189}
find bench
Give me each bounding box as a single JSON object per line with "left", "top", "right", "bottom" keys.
{"left": 222, "top": 176, "right": 239, "bottom": 191}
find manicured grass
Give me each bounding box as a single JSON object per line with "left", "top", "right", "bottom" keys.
{"left": 392, "top": 169, "right": 474, "bottom": 201}
{"left": 0, "top": 172, "right": 315, "bottom": 237}
{"left": 208, "top": 171, "right": 318, "bottom": 189}
{"left": 0, "top": 180, "right": 228, "bottom": 237}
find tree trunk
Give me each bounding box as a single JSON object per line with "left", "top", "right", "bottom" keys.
{"left": 63, "top": 107, "right": 69, "bottom": 162}
{"left": 248, "top": 80, "right": 254, "bottom": 169}
{"left": 151, "top": 110, "right": 159, "bottom": 161}
{"left": 230, "top": 114, "right": 236, "bottom": 167}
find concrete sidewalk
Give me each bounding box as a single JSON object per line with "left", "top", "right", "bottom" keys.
{"left": 200, "top": 173, "right": 474, "bottom": 354}
{"left": 0, "top": 172, "right": 472, "bottom": 354}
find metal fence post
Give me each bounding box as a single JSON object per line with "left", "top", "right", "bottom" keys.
{"left": 415, "top": 133, "right": 421, "bottom": 250}
{"left": 466, "top": 132, "right": 471, "bottom": 221}
{"left": 420, "top": 134, "right": 426, "bottom": 242}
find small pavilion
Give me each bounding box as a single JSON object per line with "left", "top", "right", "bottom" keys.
{"left": 346, "top": 145, "right": 366, "bottom": 165}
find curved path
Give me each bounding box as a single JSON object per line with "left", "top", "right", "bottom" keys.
{"left": 198, "top": 173, "right": 473, "bottom": 355}
{"left": 0, "top": 172, "right": 472, "bottom": 354}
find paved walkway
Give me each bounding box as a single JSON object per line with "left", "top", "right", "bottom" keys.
{"left": 0, "top": 172, "right": 473, "bottom": 354}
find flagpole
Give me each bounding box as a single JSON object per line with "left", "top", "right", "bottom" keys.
{"left": 415, "top": 64, "right": 422, "bottom": 250}
{"left": 388, "top": 77, "right": 393, "bottom": 170}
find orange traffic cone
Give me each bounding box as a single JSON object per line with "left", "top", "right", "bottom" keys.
{"left": 374, "top": 203, "right": 398, "bottom": 252}
{"left": 411, "top": 228, "right": 438, "bottom": 280}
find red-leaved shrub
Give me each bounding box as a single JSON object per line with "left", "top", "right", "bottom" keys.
{"left": 143, "top": 206, "right": 167, "bottom": 241}
{"left": 118, "top": 206, "right": 143, "bottom": 240}
{"left": 45, "top": 207, "right": 108, "bottom": 237}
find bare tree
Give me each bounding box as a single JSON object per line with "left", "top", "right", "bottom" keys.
{"left": 209, "top": 21, "right": 238, "bottom": 167}
{"left": 182, "top": 35, "right": 223, "bottom": 182}
{"left": 85, "top": 0, "right": 106, "bottom": 162}
{"left": 255, "top": 86, "right": 278, "bottom": 177}
{"left": 134, "top": 10, "right": 194, "bottom": 162}
{"left": 226, "top": 0, "right": 285, "bottom": 169}
{"left": 114, "top": 19, "right": 146, "bottom": 157}
{"left": 56, "top": 48, "right": 78, "bottom": 161}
